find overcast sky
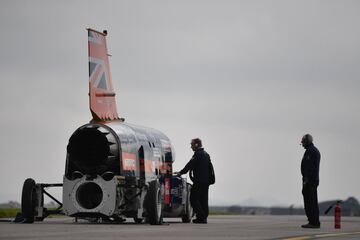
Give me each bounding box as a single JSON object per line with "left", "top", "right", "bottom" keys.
{"left": 0, "top": 0, "right": 359, "bottom": 207}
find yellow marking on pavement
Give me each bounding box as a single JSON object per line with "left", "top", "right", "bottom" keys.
{"left": 315, "top": 231, "right": 360, "bottom": 238}
{"left": 282, "top": 237, "right": 312, "bottom": 240}
{"left": 281, "top": 231, "right": 360, "bottom": 240}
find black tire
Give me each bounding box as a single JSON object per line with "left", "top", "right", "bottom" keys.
{"left": 182, "top": 183, "right": 193, "bottom": 223}
{"left": 21, "top": 178, "right": 37, "bottom": 223}
{"left": 133, "top": 217, "right": 143, "bottom": 224}
{"left": 146, "top": 180, "right": 163, "bottom": 225}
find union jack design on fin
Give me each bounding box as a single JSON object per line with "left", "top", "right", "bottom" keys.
{"left": 87, "top": 28, "right": 119, "bottom": 121}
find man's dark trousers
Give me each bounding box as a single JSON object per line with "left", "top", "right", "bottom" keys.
{"left": 190, "top": 182, "right": 209, "bottom": 220}
{"left": 302, "top": 183, "right": 320, "bottom": 225}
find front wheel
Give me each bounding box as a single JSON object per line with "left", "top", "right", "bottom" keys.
{"left": 21, "top": 178, "right": 38, "bottom": 223}
{"left": 182, "top": 183, "right": 193, "bottom": 223}
{"left": 146, "top": 180, "right": 163, "bottom": 225}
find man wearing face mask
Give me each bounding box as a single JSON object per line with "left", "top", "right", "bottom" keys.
{"left": 175, "top": 138, "right": 211, "bottom": 224}
{"left": 300, "top": 134, "right": 321, "bottom": 228}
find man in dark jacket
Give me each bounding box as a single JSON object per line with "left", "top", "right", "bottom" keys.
{"left": 300, "top": 134, "right": 321, "bottom": 228}
{"left": 175, "top": 138, "right": 211, "bottom": 224}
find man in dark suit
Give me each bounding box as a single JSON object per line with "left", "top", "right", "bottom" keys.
{"left": 175, "top": 138, "right": 211, "bottom": 224}
{"left": 301, "top": 134, "right": 321, "bottom": 228}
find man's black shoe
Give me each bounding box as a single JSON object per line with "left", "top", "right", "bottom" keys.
{"left": 301, "top": 223, "right": 320, "bottom": 229}
{"left": 192, "top": 219, "right": 207, "bottom": 224}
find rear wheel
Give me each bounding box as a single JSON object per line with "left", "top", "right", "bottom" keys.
{"left": 182, "top": 183, "right": 193, "bottom": 223}
{"left": 21, "top": 178, "right": 38, "bottom": 223}
{"left": 146, "top": 180, "right": 163, "bottom": 225}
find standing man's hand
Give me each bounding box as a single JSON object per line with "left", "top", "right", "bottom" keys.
{"left": 174, "top": 172, "right": 182, "bottom": 177}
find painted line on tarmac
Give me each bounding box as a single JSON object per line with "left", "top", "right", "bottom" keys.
{"left": 280, "top": 231, "right": 360, "bottom": 240}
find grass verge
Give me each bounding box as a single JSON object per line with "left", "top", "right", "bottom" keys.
{"left": 0, "top": 208, "right": 20, "bottom": 218}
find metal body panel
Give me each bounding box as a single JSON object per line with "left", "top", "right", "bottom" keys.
{"left": 62, "top": 175, "right": 117, "bottom": 217}
{"left": 65, "top": 121, "right": 174, "bottom": 183}
{"left": 106, "top": 121, "right": 174, "bottom": 182}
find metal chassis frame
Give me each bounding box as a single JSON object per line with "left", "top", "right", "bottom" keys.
{"left": 36, "top": 183, "right": 63, "bottom": 219}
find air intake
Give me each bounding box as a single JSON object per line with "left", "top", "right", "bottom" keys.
{"left": 66, "top": 124, "right": 119, "bottom": 176}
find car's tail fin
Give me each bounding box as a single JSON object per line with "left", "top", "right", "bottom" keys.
{"left": 87, "top": 28, "right": 119, "bottom": 121}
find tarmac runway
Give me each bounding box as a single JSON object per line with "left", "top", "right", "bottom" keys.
{"left": 1, "top": 215, "right": 360, "bottom": 240}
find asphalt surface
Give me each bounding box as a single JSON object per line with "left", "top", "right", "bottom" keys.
{"left": 1, "top": 215, "right": 360, "bottom": 240}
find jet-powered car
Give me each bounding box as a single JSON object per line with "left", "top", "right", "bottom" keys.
{"left": 20, "top": 29, "right": 193, "bottom": 224}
